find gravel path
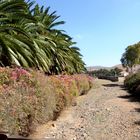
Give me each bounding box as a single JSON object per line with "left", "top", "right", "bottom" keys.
{"left": 31, "top": 79, "right": 140, "bottom": 140}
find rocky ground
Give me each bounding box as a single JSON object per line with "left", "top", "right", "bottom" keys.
{"left": 30, "top": 79, "right": 140, "bottom": 140}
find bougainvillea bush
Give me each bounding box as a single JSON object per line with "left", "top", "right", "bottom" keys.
{"left": 0, "top": 67, "right": 93, "bottom": 137}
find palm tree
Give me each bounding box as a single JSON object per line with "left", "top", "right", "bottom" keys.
{"left": 28, "top": 4, "right": 85, "bottom": 74}
{"left": 0, "top": 0, "right": 86, "bottom": 74}
{"left": 0, "top": 0, "right": 37, "bottom": 67}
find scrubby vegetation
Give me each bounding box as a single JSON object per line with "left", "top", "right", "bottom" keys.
{"left": 124, "top": 72, "right": 140, "bottom": 93}
{"left": 0, "top": 67, "right": 93, "bottom": 136}
{"left": 88, "top": 68, "right": 122, "bottom": 81}
{"left": 90, "top": 68, "right": 122, "bottom": 77}
{"left": 121, "top": 42, "right": 140, "bottom": 94}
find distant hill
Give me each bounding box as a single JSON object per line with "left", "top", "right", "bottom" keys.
{"left": 111, "top": 64, "right": 124, "bottom": 70}
{"left": 86, "top": 64, "right": 125, "bottom": 71}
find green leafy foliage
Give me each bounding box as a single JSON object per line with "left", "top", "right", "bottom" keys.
{"left": 0, "top": 0, "right": 85, "bottom": 74}
{"left": 121, "top": 42, "right": 140, "bottom": 71}
{"left": 124, "top": 72, "right": 140, "bottom": 93}
{"left": 88, "top": 68, "right": 122, "bottom": 82}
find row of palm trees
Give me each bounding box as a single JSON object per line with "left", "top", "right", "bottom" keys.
{"left": 0, "top": 0, "right": 85, "bottom": 74}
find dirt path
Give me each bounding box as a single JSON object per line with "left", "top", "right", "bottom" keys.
{"left": 30, "top": 79, "right": 140, "bottom": 140}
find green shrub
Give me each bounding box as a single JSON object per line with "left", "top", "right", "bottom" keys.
{"left": 124, "top": 72, "right": 140, "bottom": 93}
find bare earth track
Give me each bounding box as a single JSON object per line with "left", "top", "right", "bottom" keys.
{"left": 31, "top": 79, "right": 140, "bottom": 140}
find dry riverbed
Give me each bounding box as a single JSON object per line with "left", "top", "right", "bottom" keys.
{"left": 30, "top": 79, "right": 140, "bottom": 140}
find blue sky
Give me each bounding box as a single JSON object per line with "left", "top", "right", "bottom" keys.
{"left": 36, "top": 0, "right": 140, "bottom": 67}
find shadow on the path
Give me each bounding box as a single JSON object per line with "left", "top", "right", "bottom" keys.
{"left": 135, "top": 108, "right": 140, "bottom": 112}
{"left": 134, "top": 108, "right": 140, "bottom": 125}
{"left": 118, "top": 88, "right": 140, "bottom": 121}
{"left": 103, "top": 83, "right": 124, "bottom": 88}
{"left": 118, "top": 94, "right": 140, "bottom": 103}
{"left": 134, "top": 109, "right": 140, "bottom": 125}
{"left": 134, "top": 120, "right": 140, "bottom": 125}
{"left": 103, "top": 84, "right": 120, "bottom": 87}
{"left": 118, "top": 93, "right": 140, "bottom": 126}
